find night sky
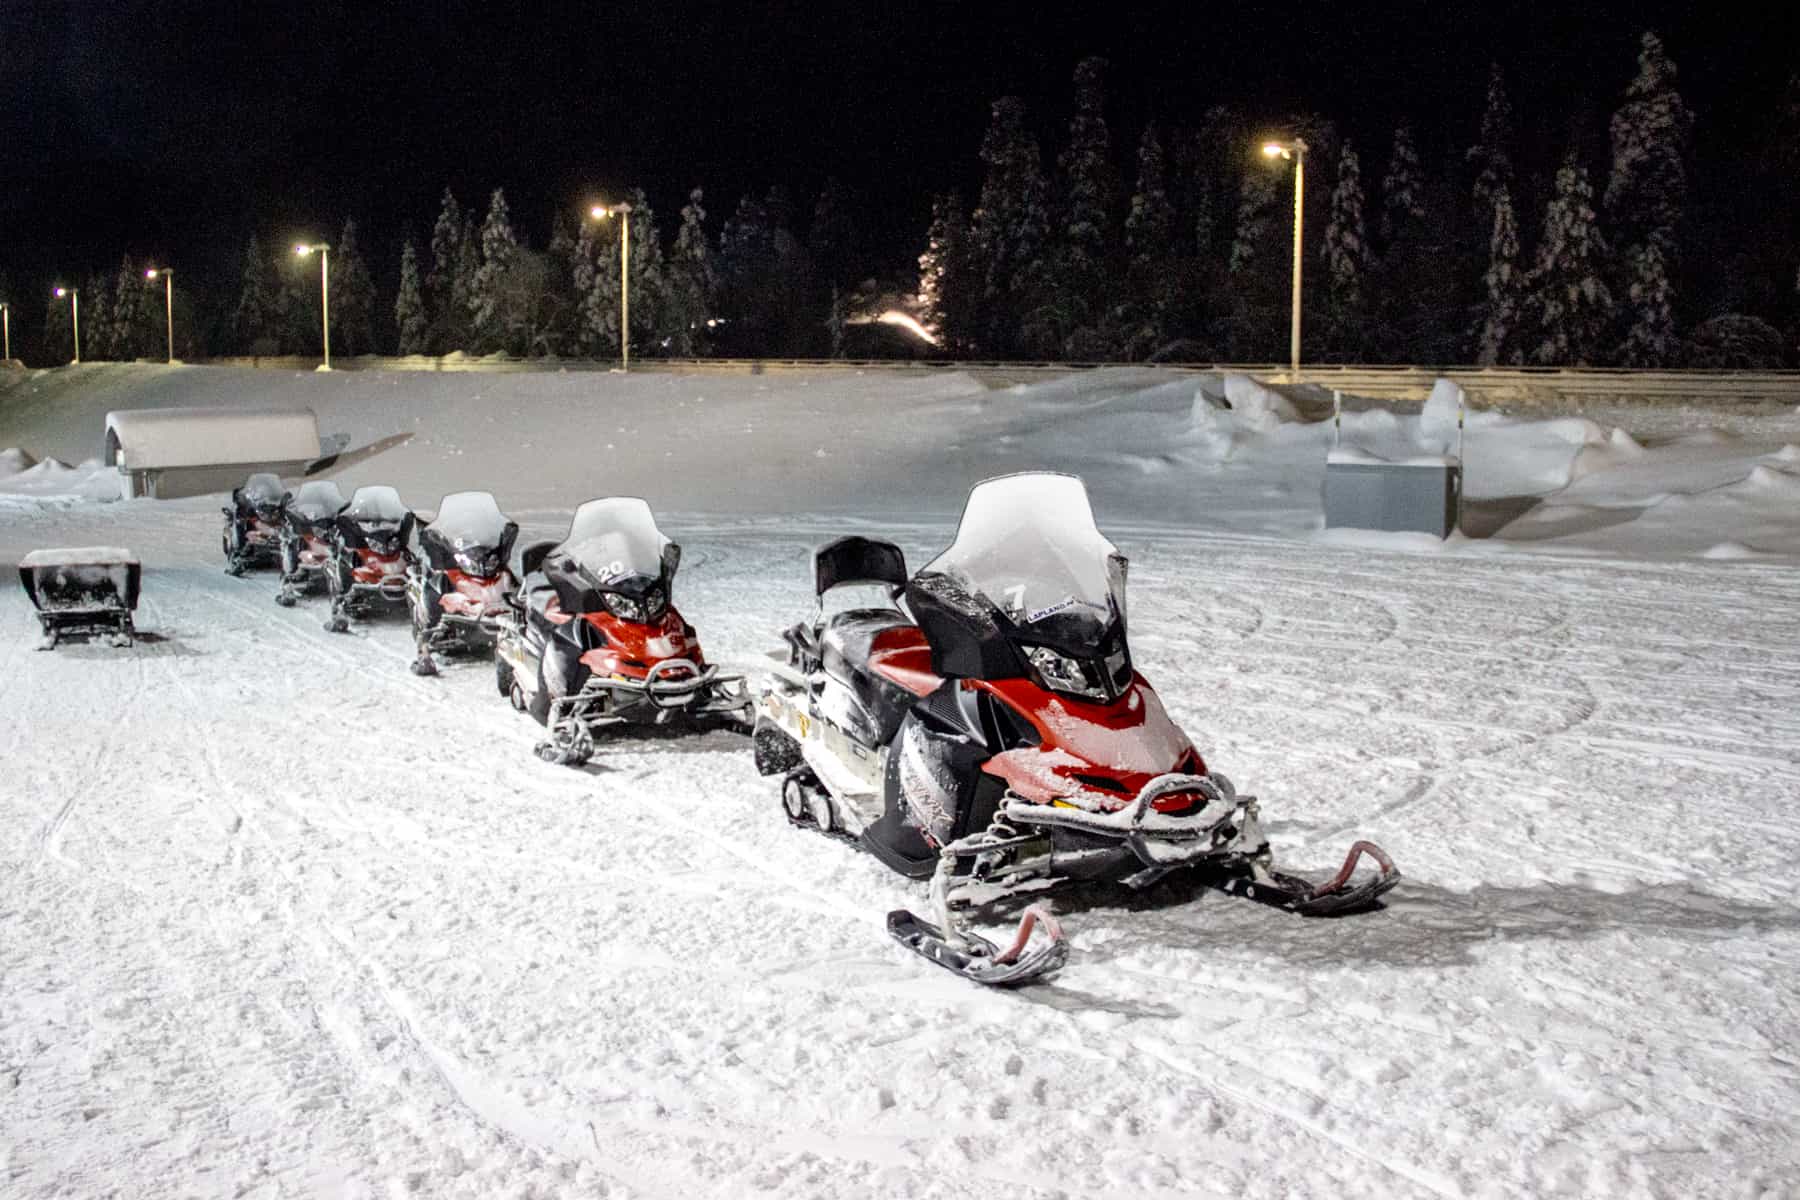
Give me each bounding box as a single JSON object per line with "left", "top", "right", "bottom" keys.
{"left": 0, "top": 0, "right": 1780, "bottom": 303}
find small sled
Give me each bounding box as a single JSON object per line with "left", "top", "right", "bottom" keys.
{"left": 19, "top": 547, "right": 141, "bottom": 649}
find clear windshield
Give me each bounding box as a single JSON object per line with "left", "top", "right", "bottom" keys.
{"left": 560, "top": 497, "right": 669, "bottom": 583}
{"left": 923, "top": 473, "right": 1124, "bottom": 635}
{"left": 431, "top": 491, "right": 509, "bottom": 549}
{"left": 242, "top": 473, "right": 286, "bottom": 505}
{"left": 345, "top": 485, "right": 409, "bottom": 524}
{"left": 288, "top": 480, "right": 346, "bottom": 520}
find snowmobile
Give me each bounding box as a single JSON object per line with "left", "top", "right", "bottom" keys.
{"left": 407, "top": 490, "right": 519, "bottom": 676}
{"left": 275, "top": 480, "right": 346, "bottom": 608}
{"left": 495, "top": 497, "right": 753, "bottom": 765}
{"left": 20, "top": 547, "right": 141, "bottom": 649}
{"left": 754, "top": 472, "right": 1400, "bottom": 988}
{"left": 321, "top": 485, "right": 416, "bottom": 634}
{"left": 221, "top": 473, "right": 288, "bottom": 576}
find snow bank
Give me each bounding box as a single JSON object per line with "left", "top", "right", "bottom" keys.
{"left": 0, "top": 446, "right": 37, "bottom": 476}
{"left": 1221, "top": 373, "right": 1299, "bottom": 432}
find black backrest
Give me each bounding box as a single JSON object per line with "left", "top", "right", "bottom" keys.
{"left": 519, "top": 539, "right": 557, "bottom": 578}
{"left": 813, "top": 536, "right": 907, "bottom": 597}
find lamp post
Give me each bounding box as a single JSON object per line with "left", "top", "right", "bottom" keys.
{"left": 1262, "top": 138, "right": 1309, "bottom": 375}
{"left": 294, "top": 243, "right": 332, "bottom": 370}
{"left": 588, "top": 201, "right": 633, "bottom": 370}
{"left": 145, "top": 268, "right": 175, "bottom": 364}
{"left": 1, "top": 302, "right": 10, "bottom": 361}
{"left": 53, "top": 287, "right": 80, "bottom": 364}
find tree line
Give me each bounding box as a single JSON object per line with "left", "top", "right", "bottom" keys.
{"left": 8, "top": 30, "right": 1799, "bottom": 369}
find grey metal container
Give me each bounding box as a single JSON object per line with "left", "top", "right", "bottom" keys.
{"left": 1324, "top": 460, "right": 1462, "bottom": 538}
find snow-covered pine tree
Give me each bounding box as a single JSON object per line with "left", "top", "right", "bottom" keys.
{"left": 1229, "top": 167, "right": 1279, "bottom": 276}
{"left": 1524, "top": 158, "right": 1615, "bottom": 364}
{"left": 1468, "top": 63, "right": 1514, "bottom": 227}
{"left": 967, "top": 96, "right": 1050, "bottom": 356}
{"left": 622, "top": 188, "right": 666, "bottom": 354}
{"left": 1051, "top": 56, "right": 1117, "bottom": 354}
{"left": 109, "top": 256, "right": 150, "bottom": 360}
{"left": 917, "top": 190, "right": 972, "bottom": 352}
{"left": 1606, "top": 31, "right": 1692, "bottom": 252}
{"left": 79, "top": 271, "right": 110, "bottom": 359}
{"left": 469, "top": 189, "right": 518, "bottom": 353}
{"left": 428, "top": 189, "right": 462, "bottom": 308}
{"left": 1475, "top": 184, "right": 1523, "bottom": 364}
{"left": 233, "top": 235, "right": 276, "bottom": 353}
{"left": 1381, "top": 123, "right": 1425, "bottom": 247}
{"left": 330, "top": 219, "right": 378, "bottom": 357}
{"left": 1617, "top": 241, "right": 1675, "bottom": 365}
{"left": 664, "top": 188, "right": 717, "bottom": 355}
{"left": 450, "top": 212, "right": 480, "bottom": 350}
{"left": 276, "top": 260, "right": 319, "bottom": 355}
{"left": 572, "top": 215, "right": 607, "bottom": 357}
{"left": 1123, "top": 123, "right": 1177, "bottom": 355}
{"left": 1323, "top": 141, "right": 1369, "bottom": 308}
{"left": 394, "top": 239, "right": 427, "bottom": 355}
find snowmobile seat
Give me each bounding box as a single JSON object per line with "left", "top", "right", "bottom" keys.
{"left": 813, "top": 536, "right": 907, "bottom": 598}
{"left": 818, "top": 608, "right": 922, "bottom": 745}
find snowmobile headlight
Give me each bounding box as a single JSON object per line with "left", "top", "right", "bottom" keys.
{"left": 1025, "top": 646, "right": 1109, "bottom": 702}
{"left": 604, "top": 591, "right": 645, "bottom": 623}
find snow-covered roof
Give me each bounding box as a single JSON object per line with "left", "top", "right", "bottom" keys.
{"left": 104, "top": 407, "right": 320, "bottom": 470}
{"left": 20, "top": 546, "right": 139, "bottom": 567}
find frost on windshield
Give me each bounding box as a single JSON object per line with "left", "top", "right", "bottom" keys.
{"left": 344, "top": 485, "right": 409, "bottom": 523}
{"left": 924, "top": 473, "right": 1124, "bottom": 628}
{"left": 560, "top": 497, "right": 670, "bottom": 581}
{"left": 287, "top": 480, "right": 346, "bottom": 521}
{"left": 241, "top": 473, "right": 286, "bottom": 505}
{"left": 431, "top": 491, "right": 509, "bottom": 548}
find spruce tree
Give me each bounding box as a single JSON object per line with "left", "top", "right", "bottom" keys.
{"left": 1123, "top": 123, "right": 1177, "bottom": 355}
{"left": 451, "top": 212, "right": 481, "bottom": 350}
{"left": 428, "top": 189, "right": 463, "bottom": 311}
{"left": 1606, "top": 31, "right": 1692, "bottom": 252}
{"left": 1323, "top": 141, "right": 1370, "bottom": 309}
{"left": 807, "top": 178, "right": 857, "bottom": 291}
{"left": 917, "top": 191, "right": 973, "bottom": 352}
{"left": 330, "top": 219, "right": 377, "bottom": 357}
{"left": 1050, "top": 56, "right": 1116, "bottom": 354}
{"left": 1381, "top": 123, "right": 1425, "bottom": 247}
{"left": 232, "top": 235, "right": 275, "bottom": 353}
{"left": 1525, "top": 158, "right": 1614, "bottom": 364}
{"left": 469, "top": 189, "right": 518, "bottom": 352}
{"left": 967, "top": 96, "right": 1050, "bottom": 356}
{"left": 572, "top": 216, "right": 607, "bottom": 356}
{"left": 80, "top": 270, "right": 112, "bottom": 360}
{"left": 1468, "top": 63, "right": 1514, "bottom": 227}
{"left": 1618, "top": 242, "right": 1675, "bottom": 365}
{"left": 44, "top": 287, "right": 74, "bottom": 362}
{"left": 666, "top": 187, "right": 717, "bottom": 355}
{"left": 622, "top": 188, "right": 667, "bottom": 354}
{"left": 394, "top": 239, "right": 428, "bottom": 355}
{"left": 109, "top": 257, "right": 149, "bottom": 360}
{"left": 1475, "top": 185, "right": 1523, "bottom": 364}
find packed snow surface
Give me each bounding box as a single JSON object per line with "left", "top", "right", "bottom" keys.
{"left": 3, "top": 364, "right": 1800, "bottom": 1198}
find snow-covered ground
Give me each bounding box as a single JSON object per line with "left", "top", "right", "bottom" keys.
{"left": 3, "top": 364, "right": 1799, "bottom": 1198}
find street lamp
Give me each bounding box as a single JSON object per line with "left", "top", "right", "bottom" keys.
{"left": 294, "top": 243, "right": 332, "bottom": 371}
{"left": 1262, "top": 137, "right": 1309, "bottom": 375}
{"left": 1, "top": 302, "right": 10, "bottom": 362}
{"left": 53, "top": 287, "right": 80, "bottom": 364}
{"left": 588, "top": 201, "right": 634, "bottom": 371}
{"left": 145, "top": 268, "right": 176, "bottom": 364}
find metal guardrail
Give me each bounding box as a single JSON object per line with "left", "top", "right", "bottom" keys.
{"left": 193, "top": 355, "right": 1800, "bottom": 407}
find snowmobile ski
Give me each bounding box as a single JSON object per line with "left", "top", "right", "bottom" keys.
{"left": 886, "top": 904, "right": 1068, "bottom": 988}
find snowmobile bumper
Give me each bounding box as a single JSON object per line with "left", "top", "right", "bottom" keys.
{"left": 1000, "top": 772, "right": 1266, "bottom": 873}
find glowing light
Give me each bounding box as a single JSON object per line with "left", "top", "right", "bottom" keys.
{"left": 145, "top": 269, "right": 159, "bottom": 279}
{"left": 54, "top": 287, "right": 67, "bottom": 298}
{"left": 876, "top": 310, "right": 940, "bottom": 347}
{"left": 590, "top": 204, "right": 611, "bottom": 220}
{"left": 1263, "top": 142, "right": 1288, "bottom": 158}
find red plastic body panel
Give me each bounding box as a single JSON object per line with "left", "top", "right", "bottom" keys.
{"left": 972, "top": 675, "right": 1205, "bottom": 812}
{"left": 350, "top": 549, "right": 407, "bottom": 584}
{"left": 866, "top": 625, "right": 942, "bottom": 698}
{"left": 530, "top": 599, "right": 706, "bottom": 681}
{"left": 438, "top": 569, "right": 513, "bottom": 617}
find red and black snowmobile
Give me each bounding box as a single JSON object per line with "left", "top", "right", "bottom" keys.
{"left": 275, "top": 480, "right": 347, "bottom": 608}
{"left": 321, "top": 485, "right": 416, "bottom": 634}
{"left": 221, "top": 473, "right": 288, "bottom": 576}
{"left": 755, "top": 472, "right": 1399, "bottom": 987}
{"left": 407, "top": 490, "right": 519, "bottom": 676}
{"left": 495, "top": 497, "right": 752, "bottom": 765}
